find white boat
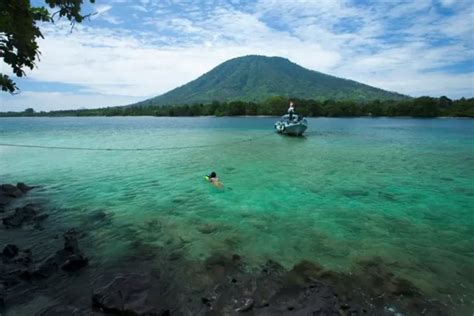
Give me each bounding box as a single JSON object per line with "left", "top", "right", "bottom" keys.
{"left": 274, "top": 113, "right": 308, "bottom": 136}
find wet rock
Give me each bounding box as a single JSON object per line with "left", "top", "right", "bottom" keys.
{"left": 0, "top": 245, "right": 32, "bottom": 266}
{"left": 2, "top": 205, "right": 36, "bottom": 227}
{"left": 57, "top": 229, "right": 88, "bottom": 271}
{"left": 33, "top": 213, "right": 49, "bottom": 222}
{"left": 88, "top": 210, "right": 108, "bottom": 221}
{"left": 34, "top": 255, "right": 59, "bottom": 278}
{"left": 388, "top": 277, "right": 421, "bottom": 298}
{"left": 0, "top": 183, "right": 35, "bottom": 213}
{"left": 36, "top": 304, "right": 93, "bottom": 316}
{"left": 62, "top": 254, "right": 88, "bottom": 271}
{"left": 63, "top": 229, "right": 81, "bottom": 253}
{"left": 0, "top": 193, "right": 11, "bottom": 213}
{"left": 2, "top": 245, "right": 19, "bottom": 259}
{"left": 34, "top": 229, "right": 88, "bottom": 278}
{"left": 235, "top": 298, "right": 254, "bottom": 312}
{"left": 2, "top": 204, "right": 47, "bottom": 228}
{"left": 196, "top": 256, "right": 355, "bottom": 315}
{"left": 253, "top": 260, "right": 286, "bottom": 307}
{"left": 0, "top": 184, "right": 23, "bottom": 198}
{"left": 16, "top": 182, "right": 34, "bottom": 194}
{"left": 204, "top": 254, "right": 243, "bottom": 282}
{"left": 0, "top": 283, "right": 5, "bottom": 309}
{"left": 168, "top": 251, "right": 181, "bottom": 261}
{"left": 0, "top": 245, "right": 34, "bottom": 297}
{"left": 92, "top": 273, "right": 159, "bottom": 315}
{"left": 297, "top": 256, "right": 452, "bottom": 315}
{"left": 259, "top": 282, "right": 341, "bottom": 315}
{"left": 197, "top": 223, "right": 218, "bottom": 234}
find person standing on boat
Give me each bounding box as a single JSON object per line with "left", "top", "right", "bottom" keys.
{"left": 288, "top": 101, "right": 295, "bottom": 120}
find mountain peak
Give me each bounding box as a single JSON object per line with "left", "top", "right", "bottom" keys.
{"left": 132, "top": 55, "right": 409, "bottom": 106}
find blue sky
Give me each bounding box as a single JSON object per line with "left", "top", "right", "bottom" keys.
{"left": 1, "top": 0, "right": 473, "bottom": 111}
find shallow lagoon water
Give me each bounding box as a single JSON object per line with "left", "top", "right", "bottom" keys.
{"left": 0, "top": 117, "right": 473, "bottom": 314}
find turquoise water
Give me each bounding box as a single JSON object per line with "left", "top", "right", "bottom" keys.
{"left": 1, "top": 117, "right": 473, "bottom": 313}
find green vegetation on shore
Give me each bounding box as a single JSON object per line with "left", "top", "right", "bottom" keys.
{"left": 2, "top": 96, "right": 473, "bottom": 118}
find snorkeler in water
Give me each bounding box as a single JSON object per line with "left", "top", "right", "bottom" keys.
{"left": 206, "top": 171, "right": 223, "bottom": 187}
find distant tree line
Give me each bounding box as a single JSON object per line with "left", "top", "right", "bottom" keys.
{"left": 2, "top": 96, "right": 474, "bottom": 118}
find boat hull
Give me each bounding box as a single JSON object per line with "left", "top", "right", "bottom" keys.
{"left": 275, "top": 122, "right": 308, "bottom": 136}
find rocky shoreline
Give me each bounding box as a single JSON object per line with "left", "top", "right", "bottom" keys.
{"left": 0, "top": 183, "right": 459, "bottom": 315}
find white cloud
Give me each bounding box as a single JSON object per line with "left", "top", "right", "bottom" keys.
{"left": 1, "top": 0, "right": 473, "bottom": 110}
{"left": 96, "top": 4, "right": 112, "bottom": 14}
{"left": 130, "top": 5, "right": 148, "bottom": 12}
{"left": 0, "top": 91, "right": 141, "bottom": 112}
{"left": 439, "top": 0, "right": 456, "bottom": 6}
{"left": 93, "top": 4, "right": 122, "bottom": 24}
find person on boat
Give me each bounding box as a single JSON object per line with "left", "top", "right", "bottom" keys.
{"left": 207, "top": 171, "right": 223, "bottom": 188}
{"left": 288, "top": 101, "right": 295, "bottom": 120}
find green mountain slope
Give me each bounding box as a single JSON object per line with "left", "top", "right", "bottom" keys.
{"left": 133, "top": 55, "right": 409, "bottom": 106}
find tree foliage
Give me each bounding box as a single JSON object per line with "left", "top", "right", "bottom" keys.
{"left": 0, "top": 0, "right": 94, "bottom": 93}
{"left": 2, "top": 96, "right": 473, "bottom": 118}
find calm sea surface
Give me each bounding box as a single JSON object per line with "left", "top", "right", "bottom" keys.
{"left": 0, "top": 117, "right": 473, "bottom": 314}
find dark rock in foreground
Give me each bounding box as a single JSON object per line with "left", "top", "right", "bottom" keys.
{"left": 197, "top": 258, "right": 347, "bottom": 315}
{"left": 17, "top": 182, "right": 34, "bottom": 194}
{"left": 0, "top": 230, "right": 88, "bottom": 310}
{"left": 0, "top": 283, "right": 5, "bottom": 309}
{"left": 2, "top": 204, "right": 48, "bottom": 228}
{"left": 35, "top": 229, "right": 88, "bottom": 278}
{"left": 92, "top": 273, "right": 164, "bottom": 316}
{"left": 0, "top": 193, "right": 10, "bottom": 213}
{"left": 0, "top": 244, "right": 34, "bottom": 310}
{"left": 2, "top": 244, "right": 19, "bottom": 258}
{"left": 36, "top": 304, "right": 93, "bottom": 316}
{"left": 0, "top": 184, "right": 23, "bottom": 198}
{"left": 0, "top": 182, "right": 36, "bottom": 213}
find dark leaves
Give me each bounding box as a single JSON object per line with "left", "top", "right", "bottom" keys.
{"left": 0, "top": 0, "right": 94, "bottom": 94}
{"left": 0, "top": 74, "right": 18, "bottom": 94}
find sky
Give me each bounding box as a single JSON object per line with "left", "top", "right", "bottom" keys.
{"left": 1, "top": 0, "right": 473, "bottom": 111}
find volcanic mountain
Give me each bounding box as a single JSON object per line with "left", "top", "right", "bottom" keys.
{"left": 132, "top": 55, "right": 408, "bottom": 106}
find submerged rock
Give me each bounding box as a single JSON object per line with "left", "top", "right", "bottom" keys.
{"left": 62, "top": 254, "right": 88, "bottom": 271}
{"left": 197, "top": 256, "right": 349, "bottom": 315}
{"left": 34, "top": 229, "right": 88, "bottom": 278}
{"left": 0, "top": 184, "right": 23, "bottom": 198}
{"left": 16, "top": 182, "right": 34, "bottom": 194}
{"left": 0, "top": 182, "right": 36, "bottom": 213}
{"left": 0, "top": 244, "right": 35, "bottom": 308}
{"left": 87, "top": 210, "right": 109, "bottom": 222}
{"left": 92, "top": 273, "right": 160, "bottom": 315}
{"left": 0, "top": 193, "right": 11, "bottom": 213}
{"left": 34, "top": 255, "right": 59, "bottom": 279}
{"left": 197, "top": 223, "right": 219, "bottom": 234}
{"left": 2, "top": 245, "right": 19, "bottom": 259}
{"left": 260, "top": 282, "right": 341, "bottom": 315}
{"left": 2, "top": 204, "right": 47, "bottom": 228}
{"left": 190, "top": 254, "right": 453, "bottom": 315}
{"left": 0, "top": 283, "right": 5, "bottom": 309}
{"left": 0, "top": 244, "right": 33, "bottom": 267}
{"left": 2, "top": 205, "right": 36, "bottom": 227}
{"left": 57, "top": 229, "right": 88, "bottom": 271}
{"left": 36, "top": 304, "right": 92, "bottom": 316}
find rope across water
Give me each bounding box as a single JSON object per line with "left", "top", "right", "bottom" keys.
{"left": 0, "top": 132, "right": 275, "bottom": 152}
